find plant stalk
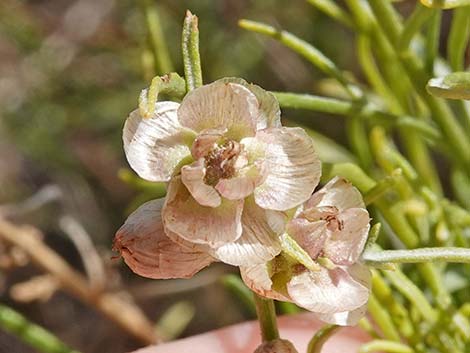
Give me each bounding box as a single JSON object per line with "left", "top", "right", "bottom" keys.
{"left": 253, "top": 293, "right": 279, "bottom": 342}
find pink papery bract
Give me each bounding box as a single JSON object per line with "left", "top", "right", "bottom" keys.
{"left": 119, "top": 78, "right": 322, "bottom": 270}
{"left": 241, "top": 177, "right": 371, "bottom": 326}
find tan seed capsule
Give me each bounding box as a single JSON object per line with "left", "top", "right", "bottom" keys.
{"left": 254, "top": 339, "right": 299, "bottom": 353}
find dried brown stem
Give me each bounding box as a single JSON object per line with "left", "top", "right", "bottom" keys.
{"left": 0, "top": 217, "right": 160, "bottom": 345}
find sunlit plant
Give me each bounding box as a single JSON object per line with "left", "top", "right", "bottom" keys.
{"left": 115, "top": 2, "right": 470, "bottom": 353}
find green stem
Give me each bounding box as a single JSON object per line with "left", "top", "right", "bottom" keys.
{"left": 239, "top": 19, "right": 360, "bottom": 99}
{"left": 367, "top": 0, "right": 403, "bottom": 47}
{"left": 451, "top": 168, "right": 470, "bottom": 210}
{"left": 425, "top": 9, "right": 441, "bottom": 75}
{"left": 417, "top": 263, "right": 452, "bottom": 308}
{"left": 273, "top": 92, "right": 442, "bottom": 142}
{"left": 363, "top": 169, "right": 402, "bottom": 205}
{"left": 399, "top": 3, "right": 434, "bottom": 51}
{"left": 346, "top": 115, "right": 373, "bottom": 169}
{"left": 367, "top": 295, "right": 401, "bottom": 341}
{"left": 0, "top": 304, "right": 80, "bottom": 353}
{"left": 156, "top": 301, "right": 195, "bottom": 340}
{"left": 306, "top": 0, "right": 354, "bottom": 28}
{"left": 448, "top": 7, "right": 470, "bottom": 133}
{"left": 253, "top": 293, "right": 279, "bottom": 342}
{"left": 382, "top": 269, "right": 438, "bottom": 323}
{"left": 344, "top": 0, "right": 372, "bottom": 32}
{"left": 371, "top": 271, "right": 415, "bottom": 339}
{"left": 378, "top": 206, "right": 420, "bottom": 248}
{"left": 321, "top": 162, "right": 376, "bottom": 193}
{"left": 138, "top": 72, "right": 186, "bottom": 118}
{"left": 307, "top": 324, "right": 341, "bottom": 353}
{"left": 140, "top": 0, "right": 174, "bottom": 74}
{"left": 182, "top": 10, "right": 203, "bottom": 91}
{"left": 360, "top": 1, "right": 442, "bottom": 193}
{"left": 363, "top": 247, "right": 470, "bottom": 265}
{"left": 357, "top": 34, "right": 401, "bottom": 112}
{"left": 367, "top": 0, "right": 470, "bottom": 169}
{"left": 274, "top": 92, "right": 352, "bottom": 114}
{"left": 448, "top": 6, "right": 470, "bottom": 71}
{"left": 359, "top": 340, "right": 415, "bottom": 353}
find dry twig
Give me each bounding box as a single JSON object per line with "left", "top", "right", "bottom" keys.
{"left": 0, "top": 217, "right": 160, "bottom": 345}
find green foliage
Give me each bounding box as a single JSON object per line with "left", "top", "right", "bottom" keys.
{"left": 239, "top": 1, "right": 470, "bottom": 351}
{"left": 3, "top": 0, "right": 470, "bottom": 352}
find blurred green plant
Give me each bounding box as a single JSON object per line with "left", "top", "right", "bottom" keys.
{"left": 237, "top": 1, "right": 470, "bottom": 351}
{"left": 126, "top": 1, "right": 470, "bottom": 350}
{"left": 3, "top": 0, "right": 470, "bottom": 352}
{"left": 0, "top": 304, "right": 81, "bottom": 353}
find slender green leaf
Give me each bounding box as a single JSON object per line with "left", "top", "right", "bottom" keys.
{"left": 182, "top": 10, "right": 203, "bottom": 91}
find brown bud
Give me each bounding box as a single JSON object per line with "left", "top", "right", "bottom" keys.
{"left": 254, "top": 339, "right": 299, "bottom": 353}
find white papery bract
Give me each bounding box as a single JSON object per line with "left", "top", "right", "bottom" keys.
{"left": 115, "top": 78, "right": 322, "bottom": 278}
{"left": 241, "top": 177, "right": 371, "bottom": 326}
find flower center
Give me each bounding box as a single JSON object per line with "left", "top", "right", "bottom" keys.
{"left": 203, "top": 140, "right": 241, "bottom": 186}
{"left": 302, "top": 206, "right": 343, "bottom": 232}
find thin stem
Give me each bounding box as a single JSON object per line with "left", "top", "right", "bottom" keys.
{"left": 363, "top": 247, "right": 470, "bottom": 265}
{"left": 367, "top": 0, "right": 470, "bottom": 169}
{"left": 367, "top": 0, "right": 403, "bottom": 47}
{"left": 382, "top": 269, "right": 438, "bottom": 322}
{"left": 417, "top": 263, "right": 452, "bottom": 308}
{"left": 367, "top": 295, "right": 401, "bottom": 341}
{"left": 273, "top": 92, "right": 442, "bottom": 142}
{"left": 273, "top": 92, "right": 352, "bottom": 114}
{"left": 306, "top": 0, "right": 354, "bottom": 28}
{"left": 359, "top": 340, "right": 415, "bottom": 353}
{"left": 0, "top": 304, "right": 80, "bottom": 353}
{"left": 138, "top": 72, "right": 186, "bottom": 118}
{"left": 451, "top": 168, "right": 470, "bottom": 210}
{"left": 321, "top": 162, "right": 376, "bottom": 193}
{"left": 140, "top": 0, "right": 174, "bottom": 74}
{"left": 239, "top": 19, "right": 360, "bottom": 99}
{"left": 357, "top": 34, "right": 401, "bottom": 112}
{"left": 448, "top": 6, "right": 470, "bottom": 133}
{"left": 371, "top": 271, "right": 415, "bottom": 339}
{"left": 448, "top": 6, "right": 470, "bottom": 71}
{"left": 425, "top": 9, "right": 441, "bottom": 75}
{"left": 182, "top": 10, "right": 203, "bottom": 91}
{"left": 399, "top": 3, "right": 434, "bottom": 51}
{"left": 253, "top": 293, "right": 279, "bottom": 342}
{"left": 346, "top": 116, "right": 373, "bottom": 169}
{"left": 156, "top": 302, "right": 195, "bottom": 341}
{"left": 363, "top": 169, "right": 402, "bottom": 205}
{"left": 307, "top": 324, "right": 341, "bottom": 353}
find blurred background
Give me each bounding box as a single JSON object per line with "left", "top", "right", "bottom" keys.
{"left": 0, "top": 0, "right": 446, "bottom": 352}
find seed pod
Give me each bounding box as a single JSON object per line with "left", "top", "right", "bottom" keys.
{"left": 254, "top": 339, "right": 299, "bottom": 353}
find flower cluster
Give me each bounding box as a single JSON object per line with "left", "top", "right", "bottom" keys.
{"left": 114, "top": 77, "right": 371, "bottom": 326}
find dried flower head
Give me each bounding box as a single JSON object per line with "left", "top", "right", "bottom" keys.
{"left": 241, "top": 177, "right": 371, "bottom": 326}
{"left": 115, "top": 78, "right": 321, "bottom": 278}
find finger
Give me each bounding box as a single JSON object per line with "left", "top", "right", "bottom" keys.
{"left": 132, "top": 313, "right": 370, "bottom": 353}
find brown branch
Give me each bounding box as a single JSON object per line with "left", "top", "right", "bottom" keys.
{"left": 0, "top": 217, "right": 160, "bottom": 345}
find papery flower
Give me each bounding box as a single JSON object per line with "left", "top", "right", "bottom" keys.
{"left": 114, "top": 77, "right": 321, "bottom": 278}
{"left": 241, "top": 177, "right": 371, "bottom": 326}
